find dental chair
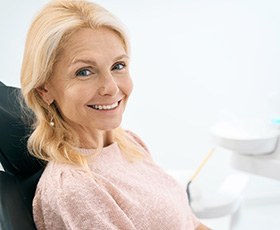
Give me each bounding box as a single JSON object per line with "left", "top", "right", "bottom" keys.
{"left": 0, "top": 81, "right": 44, "bottom": 230}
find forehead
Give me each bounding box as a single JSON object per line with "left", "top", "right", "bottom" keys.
{"left": 59, "top": 27, "right": 126, "bottom": 62}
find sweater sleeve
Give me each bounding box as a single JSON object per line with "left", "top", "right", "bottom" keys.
{"left": 33, "top": 165, "right": 135, "bottom": 230}
{"left": 187, "top": 203, "right": 201, "bottom": 229}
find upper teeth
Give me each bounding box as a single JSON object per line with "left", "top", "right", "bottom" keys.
{"left": 91, "top": 102, "right": 118, "bottom": 110}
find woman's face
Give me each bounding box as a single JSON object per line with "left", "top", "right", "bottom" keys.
{"left": 39, "top": 27, "right": 133, "bottom": 144}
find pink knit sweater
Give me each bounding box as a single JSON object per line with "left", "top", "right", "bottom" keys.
{"left": 33, "top": 134, "right": 200, "bottom": 229}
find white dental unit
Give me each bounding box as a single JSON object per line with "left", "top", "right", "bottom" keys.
{"left": 179, "top": 119, "right": 280, "bottom": 229}
{"left": 211, "top": 119, "right": 280, "bottom": 181}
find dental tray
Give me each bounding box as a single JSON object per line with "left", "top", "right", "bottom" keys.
{"left": 211, "top": 121, "right": 279, "bottom": 155}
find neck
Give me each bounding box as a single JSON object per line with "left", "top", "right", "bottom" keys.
{"left": 78, "top": 130, "right": 114, "bottom": 149}
{"left": 102, "top": 131, "right": 114, "bottom": 147}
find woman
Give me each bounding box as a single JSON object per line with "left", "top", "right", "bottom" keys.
{"left": 21, "top": 0, "right": 210, "bottom": 229}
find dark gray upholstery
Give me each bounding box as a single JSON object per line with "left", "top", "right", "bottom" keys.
{"left": 0, "top": 81, "right": 44, "bottom": 230}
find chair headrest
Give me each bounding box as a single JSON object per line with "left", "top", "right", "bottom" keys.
{"left": 0, "top": 81, "right": 44, "bottom": 178}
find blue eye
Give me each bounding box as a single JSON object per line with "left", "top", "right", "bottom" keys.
{"left": 112, "top": 62, "right": 126, "bottom": 71}
{"left": 76, "top": 69, "right": 92, "bottom": 77}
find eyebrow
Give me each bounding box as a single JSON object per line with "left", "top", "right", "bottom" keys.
{"left": 70, "top": 54, "right": 129, "bottom": 66}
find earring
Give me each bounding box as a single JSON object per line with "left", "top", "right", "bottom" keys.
{"left": 49, "top": 115, "right": 55, "bottom": 127}
{"left": 48, "top": 103, "right": 55, "bottom": 127}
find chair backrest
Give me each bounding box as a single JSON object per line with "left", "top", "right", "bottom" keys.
{"left": 0, "top": 81, "right": 44, "bottom": 230}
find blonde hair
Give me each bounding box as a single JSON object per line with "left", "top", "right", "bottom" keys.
{"left": 21, "top": 0, "right": 144, "bottom": 168}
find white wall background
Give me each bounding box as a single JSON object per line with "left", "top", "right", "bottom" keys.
{"left": 1, "top": 0, "right": 280, "bottom": 229}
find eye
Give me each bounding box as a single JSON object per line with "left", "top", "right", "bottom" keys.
{"left": 75, "top": 68, "right": 92, "bottom": 77}
{"left": 111, "top": 62, "right": 126, "bottom": 71}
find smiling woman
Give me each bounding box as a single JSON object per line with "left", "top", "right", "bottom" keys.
{"left": 21, "top": 0, "right": 138, "bottom": 165}
{"left": 20, "top": 0, "right": 209, "bottom": 229}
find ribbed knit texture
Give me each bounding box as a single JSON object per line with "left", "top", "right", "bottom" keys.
{"left": 33, "top": 133, "right": 200, "bottom": 230}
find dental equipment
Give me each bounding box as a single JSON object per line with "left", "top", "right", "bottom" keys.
{"left": 211, "top": 119, "right": 280, "bottom": 180}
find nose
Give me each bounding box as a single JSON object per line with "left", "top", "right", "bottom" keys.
{"left": 98, "top": 73, "right": 119, "bottom": 97}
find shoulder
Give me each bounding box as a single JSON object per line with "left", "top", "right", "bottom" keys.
{"left": 125, "top": 130, "right": 150, "bottom": 153}
{"left": 34, "top": 162, "right": 94, "bottom": 212}
{"left": 37, "top": 161, "right": 82, "bottom": 188}
{"left": 32, "top": 162, "right": 118, "bottom": 228}
{"left": 35, "top": 161, "right": 101, "bottom": 197}
{"left": 33, "top": 161, "right": 115, "bottom": 215}
{"left": 33, "top": 162, "right": 90, "bottom": 227}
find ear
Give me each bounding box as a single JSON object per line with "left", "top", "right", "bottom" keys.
{"left": 36, "top": 84, "right": 54, "bottom": 105}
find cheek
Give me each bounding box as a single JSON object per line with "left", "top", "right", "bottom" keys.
{"left": 122, "top": 77, "right": 133, "bottom": 97}
{"left": 54, "top": 86, "right": 91, "bottom": 112}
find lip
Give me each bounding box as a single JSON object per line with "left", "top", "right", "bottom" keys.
{"left": 87, "top": 99, "right": 123, "bottom": 111}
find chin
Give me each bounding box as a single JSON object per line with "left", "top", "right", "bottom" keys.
{"left": 98, "top": 120, "right": 122, "bottom": 131}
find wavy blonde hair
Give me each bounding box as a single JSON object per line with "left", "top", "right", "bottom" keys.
{"left": 21, "top": 0, "right": 144, "bottom": 168}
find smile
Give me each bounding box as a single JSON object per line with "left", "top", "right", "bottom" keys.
{"left": 88, "top": 101, "right": 119, "bottom": 110}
